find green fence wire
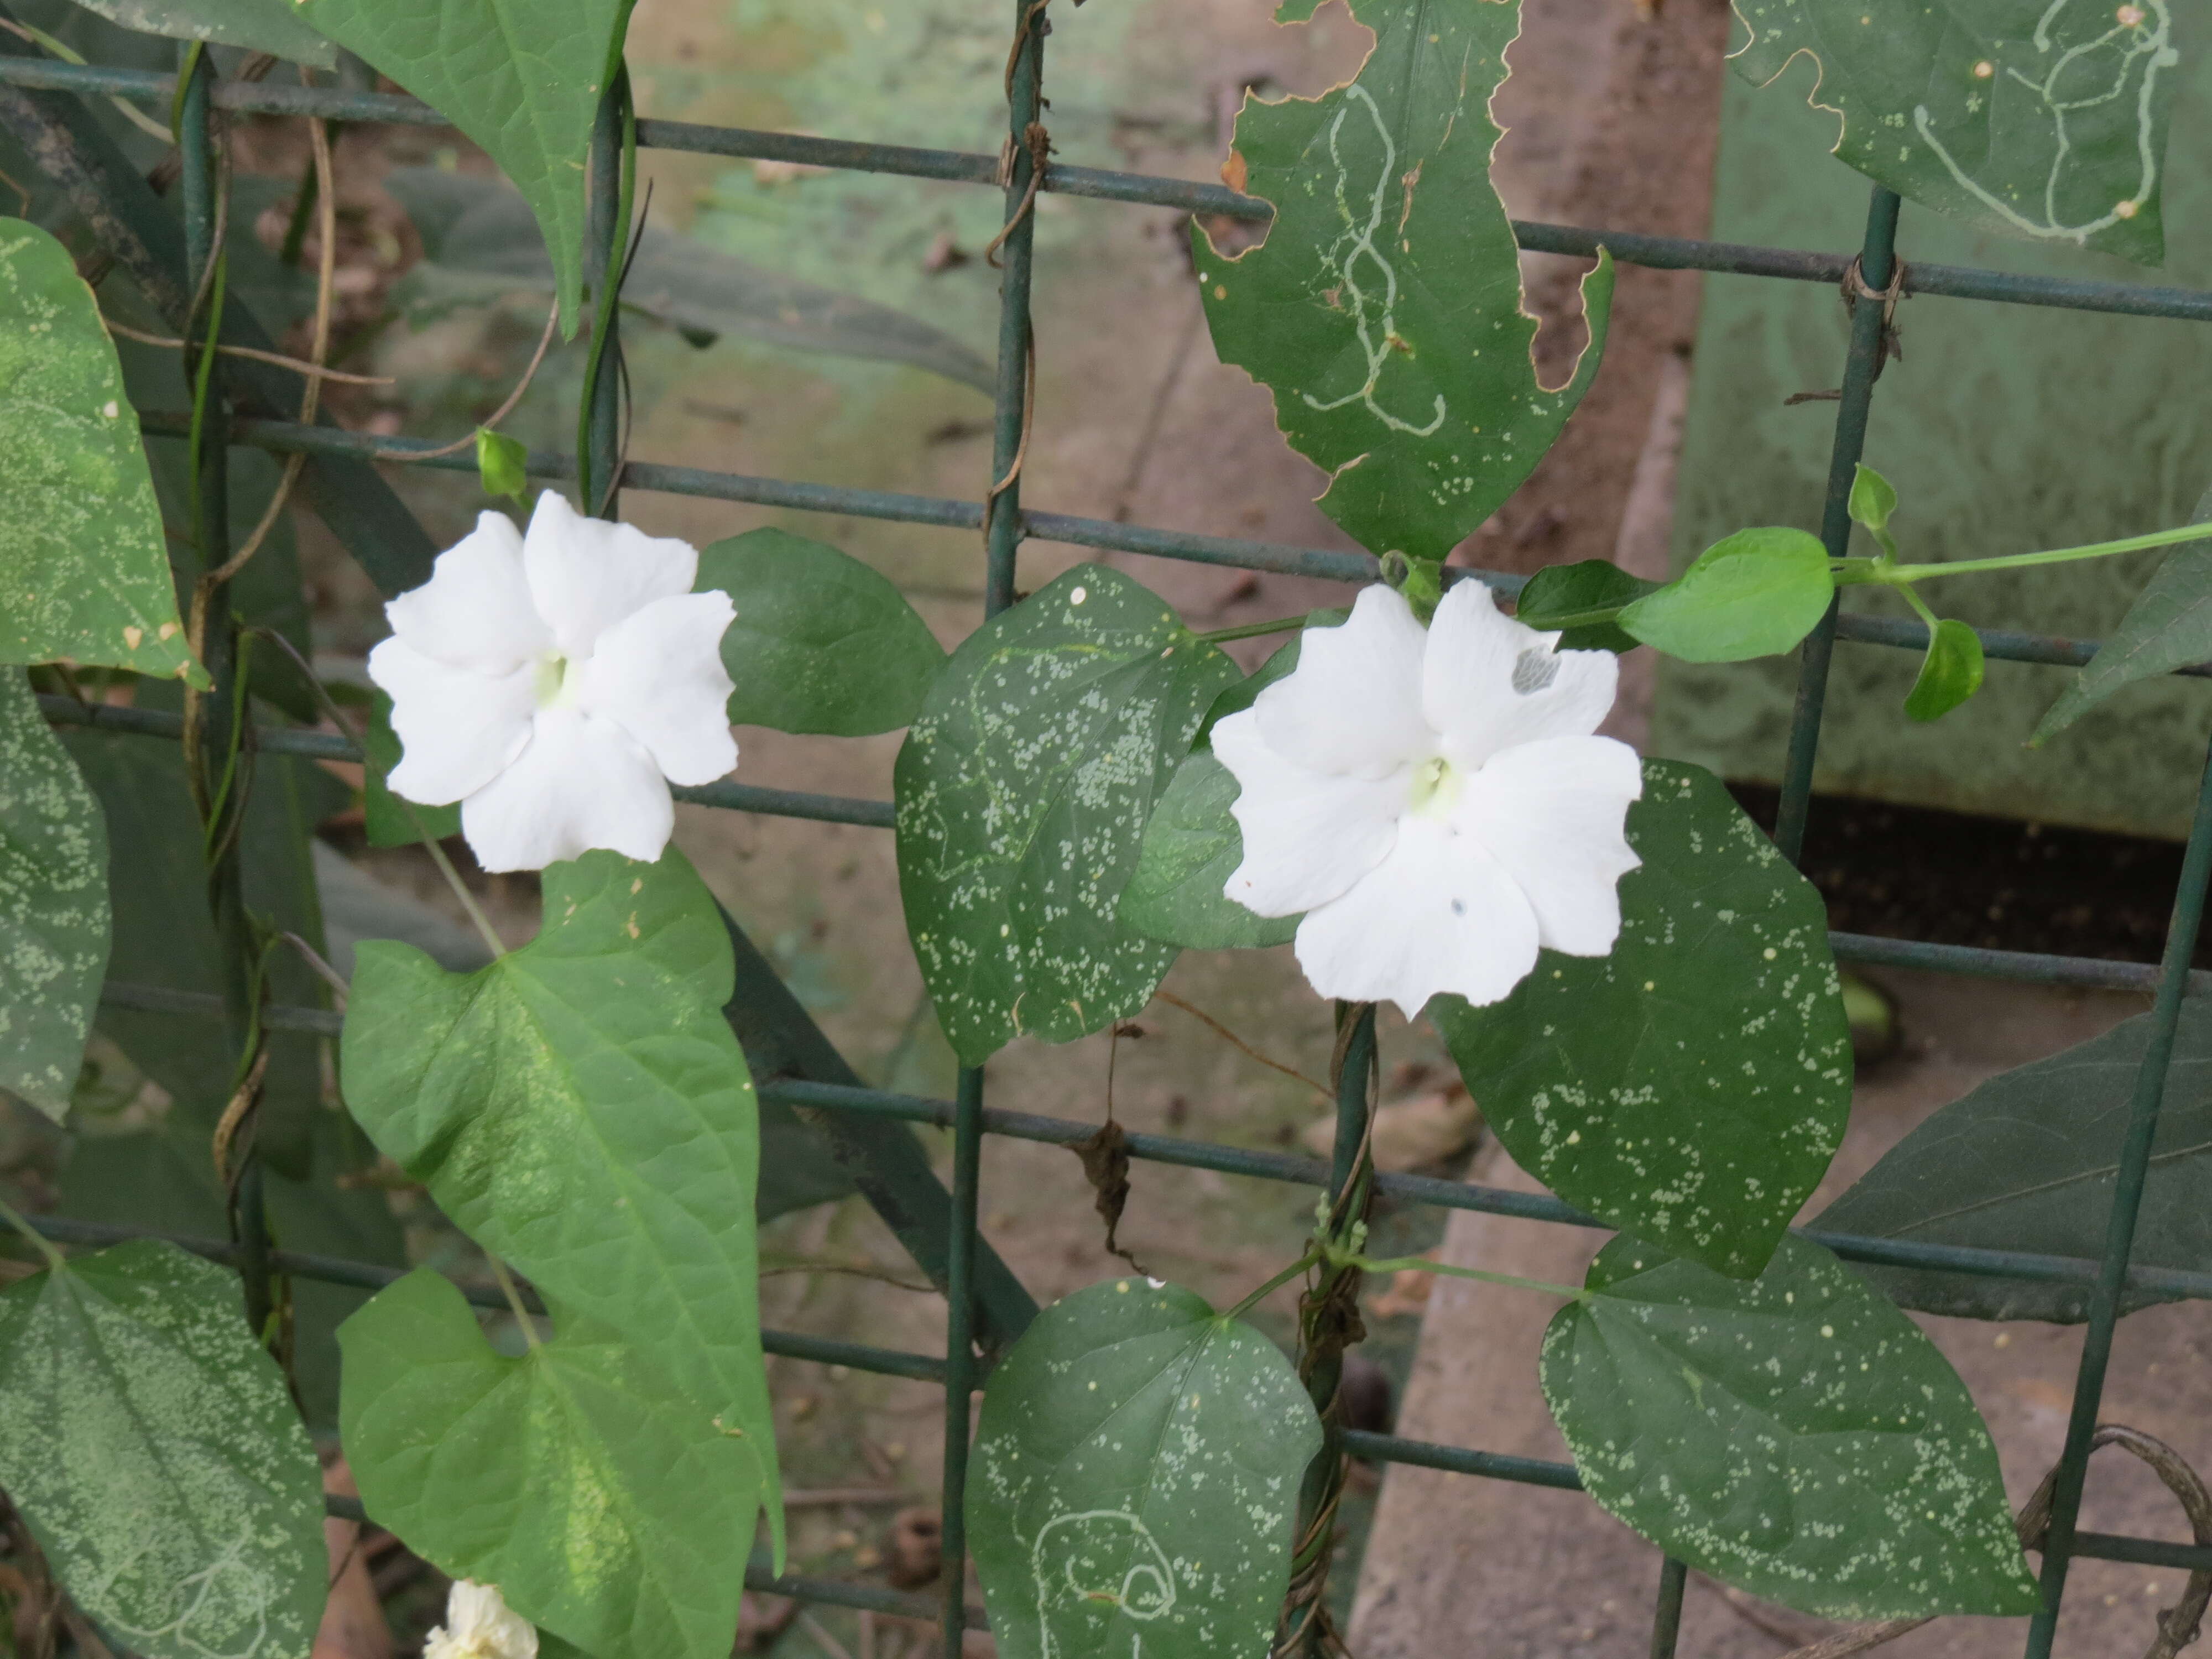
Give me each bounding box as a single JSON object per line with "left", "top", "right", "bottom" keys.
{"left": 7, "top": 7, "right": 2212, "bottom": 1653}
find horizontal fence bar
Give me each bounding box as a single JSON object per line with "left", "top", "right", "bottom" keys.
{"left": 1831, "top": 931, "right": 2212, "bottom": 997}
{"left": 11, "top": 58, "right": 2212, "bottom": 322}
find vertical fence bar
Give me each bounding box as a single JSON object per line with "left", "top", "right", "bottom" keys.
{"left": 2021, "top": 731, "right": 2212, "bottom": 1656}
{"left": 937, "top": 1065, "right": 987, "bottom": 1657}
{"left": 1647, "top": 1558, "right": 1689, "bottom": 1659}
{"left": 1772, "top": 185, "right": 1901, "bottom": 864}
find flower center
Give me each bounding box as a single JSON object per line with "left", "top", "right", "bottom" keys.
{"left": 1406, "top": 753, "right": 1462, "bottom": 818}
{"left": 534, "top": 651, "right": 583, "bottom": 710}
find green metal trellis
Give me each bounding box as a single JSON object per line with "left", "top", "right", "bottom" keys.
{"left": 5, "top": 3, "right": 2212, "bottom": 1653}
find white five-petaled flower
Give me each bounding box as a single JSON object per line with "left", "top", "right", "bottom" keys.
{"left": 423, "top": 1580, "right": 538, "bottom": 1659}
{"left": 368, "top": 491, "right": 737, "bottom": 873}
{"left": 1213, "top": 581, "right": 1642, "bottom": 1020}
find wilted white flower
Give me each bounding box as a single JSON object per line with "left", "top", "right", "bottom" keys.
{"left": 423, "top": 1580, "right": 537, "bottom": 1659}
{"left": 368, "top": 491, "right": 737, "bottom": 873}
{"left": 1213, "top": 581, "right": 1642, "bottom": 1019}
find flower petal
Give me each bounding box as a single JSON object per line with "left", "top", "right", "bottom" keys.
{"left": 521, "top": 491, "right": 700, "bottom": 659}
{"left": 1213, "top": 710, "right": 1404, "bottom": 916}
{"left": 1292, "top": 813, "right": 1539, "bottom": 1020}
{"left": 1423, "top": 580, "right": 1618, "bottom": 767}
{"left": 572, "top": 591, "right": 738, "bottom": 785}
{"left": 383, "top": 510, "right": 551, "bottom": 673}
{"left": 367, "top": 637, "right": 537, "bottom": 805}
{"left": 1255, "top": 585, "right": 1433, "bottom": 779}
{"left": 1455, "top": 735, "right": 1643, "bottom": 956}
{"left": 460, "top": 708, "right": 674, "bottom": 873}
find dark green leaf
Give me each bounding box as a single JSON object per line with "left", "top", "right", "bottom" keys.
{"left": 1543, "top": 1234, "right": 2040, "bottom": 1619}
{"left": 361, "top": 688, "right": 462, "bottom": 848}
{"left": 1618, "top": 527, "right": 1834, "bottom": 662}
{"left": 696, "top": 528, "right": 946, "bottom": 737}
{"left": 0, "top": 671, "right": 108, "bottom": 1120}
{"left": 1196, "top": 0, "right": 1611, "bottom": 562}
{"left": 61, "top": 0, "right": 336, "bottom": 66}
{"left": 1731, "top": 0, "right": 2178, "bottom": 264}
{"left": 342, "top": 1269, "right": 757, "bottom": 1659}
{"left": 0, "top": 219, "right": 201, "bottom": 683}
{"left": 1514, "top": 560, "right": 1661, "bottom": 653}
{"left": 895, "top": 566, "right": 1238, "bottom": 1065}
{"left": 1119, "top": 749, "right": 1296, "bottom": 952}
{"left": 1436, "top": 761, "right": 1851, "bottom": 1279}
{"left": 476, "top": 427, "right": 530, "bottom": 503}
{"left": 1903, "top": 617, "right": 1985, "bottom": 722}
{"left": 382, "top": 168, "right": 995, "bottom": 391}
{"left": 338, "top": 847, "right": 781, "bottom": 1551}
{"left": 1193, "top": 613, "right": 1339, "bottom": 747}
{"left": 968, "top": 1276, "right": 1322, "bottom": 1659}
{"left": 0, "top": 1240, "right": 327, "bottom": 1659}
{"left": 291, "top": 0, "right": 631, "bottom": 335}
{"left": 1816, "top": 999, "right": 2212, "bottom": 1322}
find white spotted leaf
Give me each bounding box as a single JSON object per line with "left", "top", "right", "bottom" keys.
{"left": 0, "top": 1239, "right": 327, "bottom": 1659}
{"left": 1731, "top": 0, "right": 2180, "bottom": 265}
{"left": 1543, "top": 1234, "right": 2041, "bottom": 1619}
{"left": 1434, "top": 760, "right": 1852, "bottom": 1279}
{"left": 0, "top": 670, "right": 109, "bottom": 1120}
{"left": 895, "top": 566, "right": 1240, "bottom": 1065}
{"left": 0, "top": 220, "right": 201, "bottom": 683}
{"left": 968, "top": 1277, "right": 1322, "bottom": 1659}
{"left": 1196, "top": 0, "right": 1612, "bottom": 563}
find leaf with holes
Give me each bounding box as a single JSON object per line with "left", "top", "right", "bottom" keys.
{"left": 1120, "top": 748, "right": 1297, "bottom": 952}
{"left": 968, "top": 1276, "right": 1322, "bottom": 1659}
{"left": 1731, "top": 0, "right": 2180, "bottom": 265}
{"left": 1196, "top": 0, "right": 1611, "bottom": 564}
{"left": 0, "top": 220, "right": 201, "bottom": 683}
{"left": 1816, "top": 999, "right": 2212, "bottom": 1322}
{"left": 62, "top": 0, "right": 335, "bottom": 66}
{"left": 1514, "top": 560, "right": 1661, "bottom": 653}
{"left": 1617, "top": 528, "right": 1834, "bottom": 662}
{"left": 1543, "top": 1234, "right": 2040, "bottom": 1619}
{"left": 338, "top": 846, "right": 782, "bottom": 1572}
{"left": 0, "top": 1239, "right": 327, "bottom": 1659}
{"left": 895, "top": 566, "right": 1239, "bottom": 1065}
{"left": 341, "top": 1270, "right": 756, "bottom": 1659}
{"left": 695, "top": 528, "right": 946, "bottom": 737}
{"left": 291, "top": 0, "right": 632, "bottom": 334}
{"left": 0, "top": 671, "right": 108, "bottom": 1120}
{"left": 1434, "top": 760, "right": 1852, "bottom": 1279}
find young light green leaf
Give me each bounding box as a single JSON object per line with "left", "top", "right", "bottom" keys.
{"left": 2032, "top": 486, "right": 2212, "bottom": 744}
{"left": 62, "top": 0, "right": 336, "bottom": 67}
{"left": 1618, "top": 527, "right": 1834, "bottom": 662}
{"left": 1731, "top": 0, "right": 2178, "bottom": 265}
{"left": 0, "top": 671, "right": 109, "bottom": 1120}
{"left": 1848, "top": 462, "right": 1899, "bottom": 556}
{"left": 1903, "top": 617, "right": 1985, "bottom": 722}
{"left": 0, "top": 220, "right": 201, "bottom": 683}
{"left": 475, "top": 427, "right": 529, "bottom": 503}
{"left": 1543, "top": 1234, "right": 2040, "bottom": 1619}
{"left": 695, "top": 528, "right": 946, "bottom": 737}
{"left": 1514, "top": 560, "right": 1662, "bottom": 653}
{"left": 342, "top": 1270, "right": 759, "bottom": 1659}
{"left": 1434, "top": 761, "right": 1851, "bottom": 1279}
{"left": 291, "top": 0, "right": 632, "bottom": 335}
{"left": 968, "top": 1276, "right": 1321, "bottom": 1659}
{"left": 895, "top": 566, "right": 1239, "bottom": 1065}
{"left": 1196, "top": 0, "right": 1612, "bottom": 562}
{"left": 1816, "top": 999, "right": 2212, "bottom": 1323}
{"left": 360, "top": 689, "right": 462, "bottom": 848}
{"left": 1119, "top": 749, "right": 1296, "bottom": 952}
{"left": 338, "top": 847, "right": 781, "bottom": 1556}
{"left": 0, "top": 1240, "right": 328, "bottom": 1659}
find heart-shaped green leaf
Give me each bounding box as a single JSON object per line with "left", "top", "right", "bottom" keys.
{"left": 695, "top": 528, "right": 946, "bottom": 737}
{"left": 342, "top": 1270, "right": 758, "bottom": 1659}
{"left": 969, "top": 1276, "right": 1321, "bottom": 1659}
{"left": 1514, "top": 560, "right": 1662, "bottom": 653}
{"left": 64, "top": 0, "right": 336, "bottom": 67}
{"left": 0, "top": 670, "right": 109, "bottom": 1120}
{"left": 1543, "top": 1234, "right": 2039, "bottom": 1619}
{"left": 362, "top": 688, "right": 462, "bottom": 848}
{"left": 1196, "top": 0, "right": 1611, "bottom": 562}
{"left": 1847, "top": 462, "right": 1899, "bottom": 546}
{"left": 1119, "top": 748, "right": 1296, "bottom": 952}
{"left": 1618, "top": 528, "right": 1834, "bottom": 662}
{"left": 1436, "top": 760, "right": 1851, "bottom": 1279}
{"left": 895, "top": 566, "right": 1238, "bottom": 1064}
{"left": 0, "top": 220, "right": 201, "bottom": 683}
{"left": 0, "top": 1240, "right": 327, "bottom": 1659}
{"left": 1903, "top": 617, "right": 1985, "bottom": 722}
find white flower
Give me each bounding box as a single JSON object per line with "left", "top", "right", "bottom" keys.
{"left": 423, "top": 1580, "right": 537, "bottom": 1659}
{"left": 1213, "top": 581, "right": 1642, "bottom": 1019}
{"left": 368, "top": 491, "right": 737, "bottom": 873}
